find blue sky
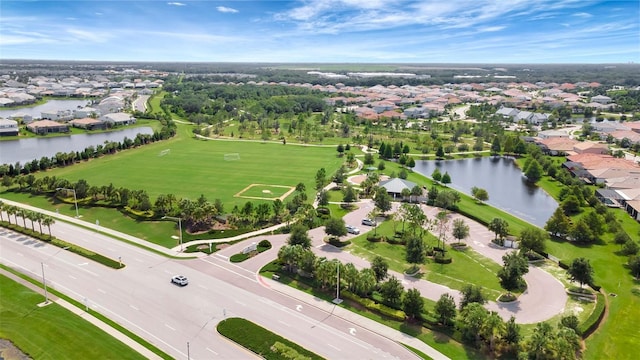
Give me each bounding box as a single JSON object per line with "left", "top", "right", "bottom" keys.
{"left": 1, "top": 0, "right": 638, "bottom": 63}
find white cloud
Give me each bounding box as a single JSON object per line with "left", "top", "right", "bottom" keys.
{"left": 217, "top": 6, "right": 239, "bottom": 14}
{"left": 572, "top": 12, "right": 593, "bottom": 18}
{"left": 479, "top": 26, "right": 506, "bottom": 32}
{"left": 168, "top": 2, "right": 186, "bottom": 6}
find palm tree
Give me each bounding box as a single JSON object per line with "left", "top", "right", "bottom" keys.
{"left": 6, "top": 205, "right": 17, "bottom": 225}
{"left": 0, "top": 200, "right": 5, "bottom": 223}
{"left": 42, "top": 216, "right": 55, "bottom": 238}
{"left": 17, "top": 208, "right": 27, "bottom": 228}
{"left": 342, "top": 263, "right": 358, "bottom": 291}
{"left": 35, "top": 212, "right": 44, "bottom": 234}
{"left": 26, "top": 210, "right": 36, "bottom": 232}
{"left": 481, "top": 311, "right": 504, "bottom": 354}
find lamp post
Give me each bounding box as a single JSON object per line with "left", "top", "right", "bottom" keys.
{"left": 56, "top": 187, "right": 79, "bottom": 218}
{"left": 162, "top": 216, "right": 183, "bottom": 251}
{"left": 41, "top": 246, "right": 70, "bottom": 304}
{"left": 333, "top": 262, "right": 342, "bottom": 304}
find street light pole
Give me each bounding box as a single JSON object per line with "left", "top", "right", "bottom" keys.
{"left": 41, "top": 262, "right": 49, "bottom": 304}
{"left": 162, "top": 216, "right": 183, "bottom": 251}
{"left": 333, "top": 262, "right": 342, "bottom": 304}
{"left": 56, "top": 187, "right": 79, "bottom": 218}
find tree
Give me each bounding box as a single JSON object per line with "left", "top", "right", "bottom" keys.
{"left": 488, "top": 218, "right": 509, "bottom": 241}
{"left": 459, "top": 284, "right": 486, "bottom": 309}
{"left": 371, "top": 256, "right": 389, "bottom": 282}
{"left": 379, "top": 276, "right": 404, "bottom": 307}
{"left": 324, "top": 217, "right": 347, "bottom": 239}
{"left": 527, "top": 322, "right": 556, "bottom": 360}
{"left": 317, "top": 190, "right": 329, "bottom": 207}
{"left": 622, "top": 240, "right": 639, "bottom": 256}
{"left": 342, "top": 184, "right": 358, "bottom": 204}
{"left": 435, "top": 144, "right": 445, "bottom": 158}
{"left": 434, "top": 293, "right": 457, "bottom": 327}
{"left": 568, "top": 257, "right": 594, "bottom": 288}
{"left": 628, "top": 256, "right": 640, "bottom": 279}
{"left": 451, "top": 218, "right": 470, "bottom": 244}
{"left": 614, "top": 230, "right": 631, "bottom": 247}
{"left": 545, "top": 207, "right": 571, "bottom": 238}
{"left": 315, "top": 168, "right": 327, "bottom": 191}
{"left": 402, "top": 288, "right": 424, "bottom": 320}
{"left": 42, "top": 216, "right": 55, "bottom": 237}
{"left": 288, "top": 224, "right": 311, "bottom": 249}
{"left": 405, "top": 236, "right": 426, "bottom": 265}
{"left": 569, "top": 218, "right": 595, "bottom": 243}
{"left": 336, "top": 144, "right": 345, "bottom": 156}
{"left": 278, "top": 245, "right": 303, "bottom": 273}
{"left": 524, "top": 158, "right": 543, "bottom": 183}
{"left": 470, "top": 186, "right": 489, "bottom": 203}
{"left": 561, "top": 195, "right": 581, "bottom": 215}
{"left": 441, "top": 171, "right": 451, "bottom": 186}
{"left": 457, "top": 302, "right": 488, "bottom": 344}
{"left": 498, "top": 252, "right": 529, "bottom": 293}
{"left": 519, "top": 227, "right": 547, "bottom": 256}
{"left": 502, "top": 316, "right": 521, "bottom": 354}
{"left": 431, "top": 168, "right": 442, "bottom": 183}
{"left": 374, "top": 187, "right": 392, "bottom": 214}
{"left": 491, "top": 136, "right": 501, "bottom": 155}
{"left": 410, "top": 185, "right": 423, "bottom": 203}
{"left": 481, "top": 311, "right": 504, "bottom": 354}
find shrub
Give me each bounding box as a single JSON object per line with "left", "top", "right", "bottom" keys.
{"left": 558, "top": 260, "right": 570, "bottom": 269}
{"left": 327, "top": 238, "right": 351, "bottom": 247}
{"left": 578, "top": 293, "right": 606, "bottom": 337}
{"left": 258, "top": 239, "right": 272, "bottom": 249}
{"left": 316, "top": 207, "right": 330, "bottom": 215}
{"left": 367, "top": 234, "right": 384, "bottom": 242}
{"left": 387, "top": 237, "right": 406, "bottom": 245}
{"left": 433, "top": 253, "right": 452, "bottom": 264}
{"left": 498, "top": 293, "right": 517, "bottom": 302}
{"left": 230, "top": 253, "right": 250, "bottom": 262}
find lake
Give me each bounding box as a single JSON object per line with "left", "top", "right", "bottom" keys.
{"left": 0, "top": 127, "right": 154, "bottom": 165}
{"left": 0, "top": 99, "right": 92, "bottom": 119}
{"left": 413, "top": 157, "right": 558, "bottom": 228}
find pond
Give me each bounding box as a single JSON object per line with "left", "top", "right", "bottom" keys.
{"left": 0, "top": 127, "right": 154, "bottom": 165}
{"left": 0, "top": 99, "right": 92, "bottom": 119}
{"left": 413, "top": 157, "right": 558, "bottom": 228}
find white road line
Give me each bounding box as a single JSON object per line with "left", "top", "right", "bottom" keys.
{"left": 135, "top": 258, "right": 144, "bottom": 263}
{"left": 69, "top": 275, "right": 77, "bottom": 280}
{"left": 16, "top": 252, "right": 23, "bottom": 257}
{"left": 198, "top": 284, "right": 208, "bottom": 290}
{"left": 278, "top": 320, "right": 291, "bottom": 327}
{"left": 130, "top": 304, "right": 139, "bottom": 311}
{"left": 97, "top": 288, "right": 107, "bottom": 294}
{"left": 165, "top": 324, "right": 176, "bottom": 331}
{"left": 235, "top": 300, "right": 246, "bottom": 306}
{"left": 327, "top": 344, "right": 341, "bottom": 351}
{"left": 206, "top": 347, "right": 218, "bottom": 355}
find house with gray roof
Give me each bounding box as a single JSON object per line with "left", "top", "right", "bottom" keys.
{"left": 0, "top": 119, "right": 19, "bottom": 136}
{"left": 99, "top": 112, "right": 136, "bottom": 126}
{"left": 379, "top": 178, "right": 417, "bottom": 199}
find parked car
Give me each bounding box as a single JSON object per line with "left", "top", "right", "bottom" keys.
{"left": 346, "top": 225, "right": 360, "bottom": 235}
{"left": 361, "top": 218, "right": 376, "bottom": 226}
{"left": 171, "top": 275, "right": 189, "bottom": 286}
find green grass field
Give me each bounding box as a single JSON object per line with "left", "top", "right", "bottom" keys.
{"left": 0, "top": 274, "right": 146, "bottom": 360}
{"left": 32, "top": 125, "right": 343, "bottom": 209}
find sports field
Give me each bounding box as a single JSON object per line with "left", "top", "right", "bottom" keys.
{"left": 39, "top": 129, "right": 343, "bottom": 208}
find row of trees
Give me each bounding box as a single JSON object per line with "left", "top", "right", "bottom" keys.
{"left": 0, "top": 200, "right": 56, "bottom": 237}
{"left": 0, "top": 121, "right": 177, "bottom": 177}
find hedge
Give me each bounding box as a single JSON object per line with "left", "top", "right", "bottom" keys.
{"left": 434, "top": 254, "right": 453, "bottom": 264}
{"left": 578, "top": 293, "right": 606, "bottom": 338}
{"left": 341, "top": 290, "right": 406, "bottom": 322}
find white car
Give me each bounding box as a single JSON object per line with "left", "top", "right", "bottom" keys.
{"left": 171, "top": 275, "right": 189, "bottom": 286}
{"left": 346, "top": 225, "right": 360, "bottom": 235}
{"left": 361, "top": 218, "right": 376, "bottom": 226}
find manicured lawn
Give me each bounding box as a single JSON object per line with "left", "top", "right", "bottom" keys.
{"left": 0, "top": 275, "right": 146, "bottom": 360}
{"left": 26, "top": 124, "right": 343, "bottom": 210}
{"left": 217, "top": 317, "right": 323, "bottom": 360}
{"left": 348, "top": 219, "right": 503, "bottom": 295}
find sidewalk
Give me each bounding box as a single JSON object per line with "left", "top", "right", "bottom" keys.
{"left": 0, "top": 268, "right": 161, "bottom": 360}
{"left": 265, "top": 276, "right": 450, "bottom": 360}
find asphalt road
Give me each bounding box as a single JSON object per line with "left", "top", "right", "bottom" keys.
{"left": 0, "top": 221, "right": 419, "bottom": 360}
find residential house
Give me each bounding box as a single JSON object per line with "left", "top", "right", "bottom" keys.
{"left": 591, "top": 95, "right": 612, "bottom": 104}
{"left": 99, "top": 112, "right": 136, "bottom": 126}
{"left": 0, "top": 119, "right": 19, "bottom": 136}
{"left": 26, "top": 120, "right": 69, "bottom": 134}
{"left": 69, "top": 118, "right": 107, "bottom": 130}
{"left": 572, "top": 141, "right": 608, "bottom": 155}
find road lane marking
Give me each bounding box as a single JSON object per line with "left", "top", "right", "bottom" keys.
{"left": 278, "top": 320, "right": 291, "bottom": 327}
{"left": 198, "top": 284, "right": 208, "bottom": 290}
{"left": 130, "top": 304, "right": 139, "bottom": 311}
{"left": 296, "top": 305, "right": 303, "bottom": 311}
{"left": 135, "top": 258, "right": 144, "bottom": 263}
{"left": 206, "top": 347, "right": 218, "bottom": 355}
{"left": 78, "top": 262, "right": 88, "bottom": 266}
{"left": 68, "top": 275, "right": 77, "bottom": 280}
{"left": 165, "top": 324, "right": 176, "bottom": 331}
{"left": 17, "top": 252, "right": 23, "bottom": 257}
{"left": 327, "top": 344, "right": 341, "bottom": 351}
{"left": 97, "top": 288, "right": 107, "bottom": 294}
{"left": 235, "top": 300, "right": 246, "bottom": 306}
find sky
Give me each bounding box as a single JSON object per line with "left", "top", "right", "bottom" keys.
{"left": 1, "top": 0, "right": 638, "bottom": 63}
